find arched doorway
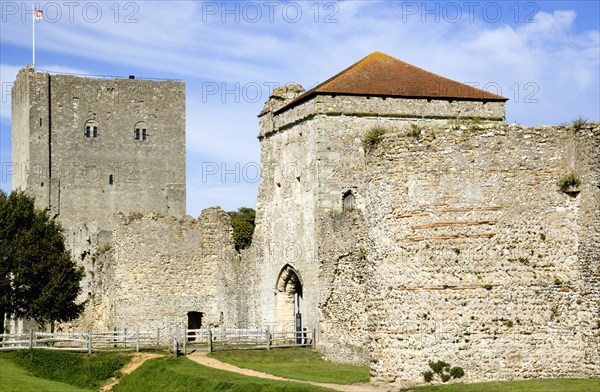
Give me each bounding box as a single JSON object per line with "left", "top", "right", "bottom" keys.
{"left": 275, "top": 264, "right": 303, "bottom": 337}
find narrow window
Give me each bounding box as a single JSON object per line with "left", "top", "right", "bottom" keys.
{"left": 134, "top": 121, "right": 148, "bottom": 142}
{"left": 342, "top": 190, "right": 355, "bottom": 211}
{"left": 84, "top": 119, "right": 98, "bottom": 139}
{"left": 109, "top": 174, "right": 114, "bottom": 185}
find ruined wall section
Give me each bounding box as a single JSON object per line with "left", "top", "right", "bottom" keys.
{"left": 573, "top": 126, "right": 600, "bottom": 369}
{"left": 75, "top": 208, "right": 250, "bottom": 338}
{"left": 365, "top": 124, "right": 599, "bottom": 385}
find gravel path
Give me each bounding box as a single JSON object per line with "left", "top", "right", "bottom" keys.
{"left": 186, "top": 351, "right": 390, "bottom": 392}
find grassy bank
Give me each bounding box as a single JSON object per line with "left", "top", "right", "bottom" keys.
{"left": 209, "top": 347, "right": 370, "bottom": 384}
{"left": 0, "top": 356, "right": 92, "bottom": 392}
{"left": 114, "top": 355, "right": 332, "bottom": 392}
{"left": 403, "top": 378, "right": 600, "bottom": 392}
{"left": 1, "top": 349, "right": 129, "bottom": 390}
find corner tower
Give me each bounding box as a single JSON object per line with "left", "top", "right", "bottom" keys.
{"left": 11, "top": 66, "right": 186, "bottom": 233}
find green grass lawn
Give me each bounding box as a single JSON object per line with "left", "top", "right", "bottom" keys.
{"left": 403, "top": 378, "right": 600, "bottom": 392}
{"left": 113, "top": 355, "right": 333, "bottom": 392}
{"left": 0, "top": 356, "right": 92, "bottom": 392}
{"left": 209, "top": 347, "right": 370, "bottom": 384}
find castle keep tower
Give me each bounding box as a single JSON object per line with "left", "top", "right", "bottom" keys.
{"left": 254, "top": 52, "right": 508, "bottom": 360}
{"left": 11, "top": 66, "right": 186, "bottom": 233}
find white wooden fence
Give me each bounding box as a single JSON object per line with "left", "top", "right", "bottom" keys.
{"left": 0, "top": 328, "right": 159, "bottom": 353}
{"left": 0, "top": 326, "right": 316, "bottom": 355}
{"left": 181, "top": 327, "right": 316, "bottom": 354}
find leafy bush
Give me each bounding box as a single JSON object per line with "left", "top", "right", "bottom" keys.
{"left": 571, "top": 115, "right": 588, "bottom": 131}
{"left": 429, "top": 360, "right": 450, "bottom": 374}
{"left": 424, "top": 360, "right": 465, "bottom": 383}
{"left": 449, "top": 366, "right": 465, "bottom": 379}
{"left": 362, "top": 128, "right": 386, "bottom": 150}
{"left": 422, "top": 370, "right": 434, "bottom": 382}
{"left": 558, "top": 173, "right": 581, "bottom": 192}
{"left": 228, "top": 207, "right": 256, "bottom": 251}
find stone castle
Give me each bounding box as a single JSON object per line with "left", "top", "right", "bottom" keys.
{"left": 10, "top": 52, "right": 599, "bottom": 386}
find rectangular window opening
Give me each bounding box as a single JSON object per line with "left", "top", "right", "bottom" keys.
{"left": 109, "top": 174, "right": 114, "bottom": 185}
{"left": 85, "top": 126, "right": 90, "bottom": 138}
{"left": 135, "top": 129, "right": 140, "bottom": 140}
{"left": 142, "top": 129, "right": 147, "bottom": 141}
{"left": 93, "top": 127, "right": 98, "bottom": 138}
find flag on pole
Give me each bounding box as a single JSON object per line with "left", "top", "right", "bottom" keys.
{"left": 33, "top": 8, "right": 43, "bottom": 67}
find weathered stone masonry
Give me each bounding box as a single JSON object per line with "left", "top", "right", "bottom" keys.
{"left": 365, "top": 124, "right": 599, "bottom": 385}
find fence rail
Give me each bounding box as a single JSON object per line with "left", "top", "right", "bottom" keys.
{"left": 182, "top": 327, "right": 316, "bottom": 353}
{"left": 0, "top": 326, "right": 316, "bottom": 355}
{"left": 0, "top": 329, "right": 158, "bottom": 353}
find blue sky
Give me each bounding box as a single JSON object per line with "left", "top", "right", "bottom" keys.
{"left": 1, "top": 1, "right": 599, "bottom": 217}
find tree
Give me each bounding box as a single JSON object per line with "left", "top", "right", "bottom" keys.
{"left": 228, "top": 207, "right": 256, "bottom": 251}
{"left": 0, "top": 190, "right": 84, "bottom": 333}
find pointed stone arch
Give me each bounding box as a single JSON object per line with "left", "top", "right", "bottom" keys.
{"left": 274, "top": 264, "right": 303, "bottom": 332}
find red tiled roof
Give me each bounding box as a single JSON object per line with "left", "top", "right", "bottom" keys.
{"left": 275, "top": 52, "right": 507, "bottom": 114}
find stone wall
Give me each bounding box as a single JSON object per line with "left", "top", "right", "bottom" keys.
{"left": 76, "top": 208, "right": 259, "bottom": 339}
{"left": 364, "top": 123, "right": 599, "bottom": 386}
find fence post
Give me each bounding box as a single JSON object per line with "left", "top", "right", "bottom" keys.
{"left": 266, "top": 329, "right": 271, "bottom": 350}
{"left": 124, "top": 328, "right": 127, "bottom": 348}
{"left": 156, "top": 327, "right": 160, "bottom": 347}
{"left": 207, "top": 327, "right": 212, "bottom": 353}
{"left": 88, "top": 332, "right": 92, "bottom": 354}
{"left": 312, "top": 328, "right": 316, "bottom": 349}
{"left": 182, "top": 325, "right": 187, "bottom": 355}
{"left": 136, "top": 327, "right": 140, "bottom": 352}
{"left": 29, "top": 329, "right": 33, "bottom": 349}
{"left": 172, "top": 338, "right": 178, "bottom": 358}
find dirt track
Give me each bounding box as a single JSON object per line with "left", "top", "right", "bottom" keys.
{"left": 100, "top": 352, "right": 163, "bottom": 391}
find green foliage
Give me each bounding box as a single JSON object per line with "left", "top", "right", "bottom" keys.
{"left": 429, "top": 360, "right": 451, "bottom": 374}
{"left": 408, "top": 123, "right": 421, "bottom": 138}
{"left": 558, "top": 173, "right": 581, "bottom": 192}
{"left": 423, "top": 370, "right": 435, "bottom": 382}
{"left": 8, "top": 349, "right": 129, "bottom": 389}
{"left": 114, "top": 356, "right": 331, "bottom": 392}
{"left": 571, "top": 115, "right": 588, "bottom": 131}
{"left": 449, "top": 366, "right": 465, "bottom": 379}
{"left": 362, "top": 127, "right": 386, "bottom": 150}
{"left": 0, "top": 191, "right": 84, "bottom": 328}
{"left": 210, "top": 348, "right": 369, "bottom": 384}
{"left": 425, "top": 360, "right": 464, "bottom": 383}
{"left": 228, "top": 207, "right": 256, "bottom": 251}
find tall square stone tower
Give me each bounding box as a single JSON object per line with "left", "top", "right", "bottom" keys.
{"left": 11, "top": 66, "right": 186, "bottom": 234}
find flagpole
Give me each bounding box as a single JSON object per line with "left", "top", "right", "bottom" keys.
{"left": 32, "top": 8, "right": 36, "bottom": 68}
